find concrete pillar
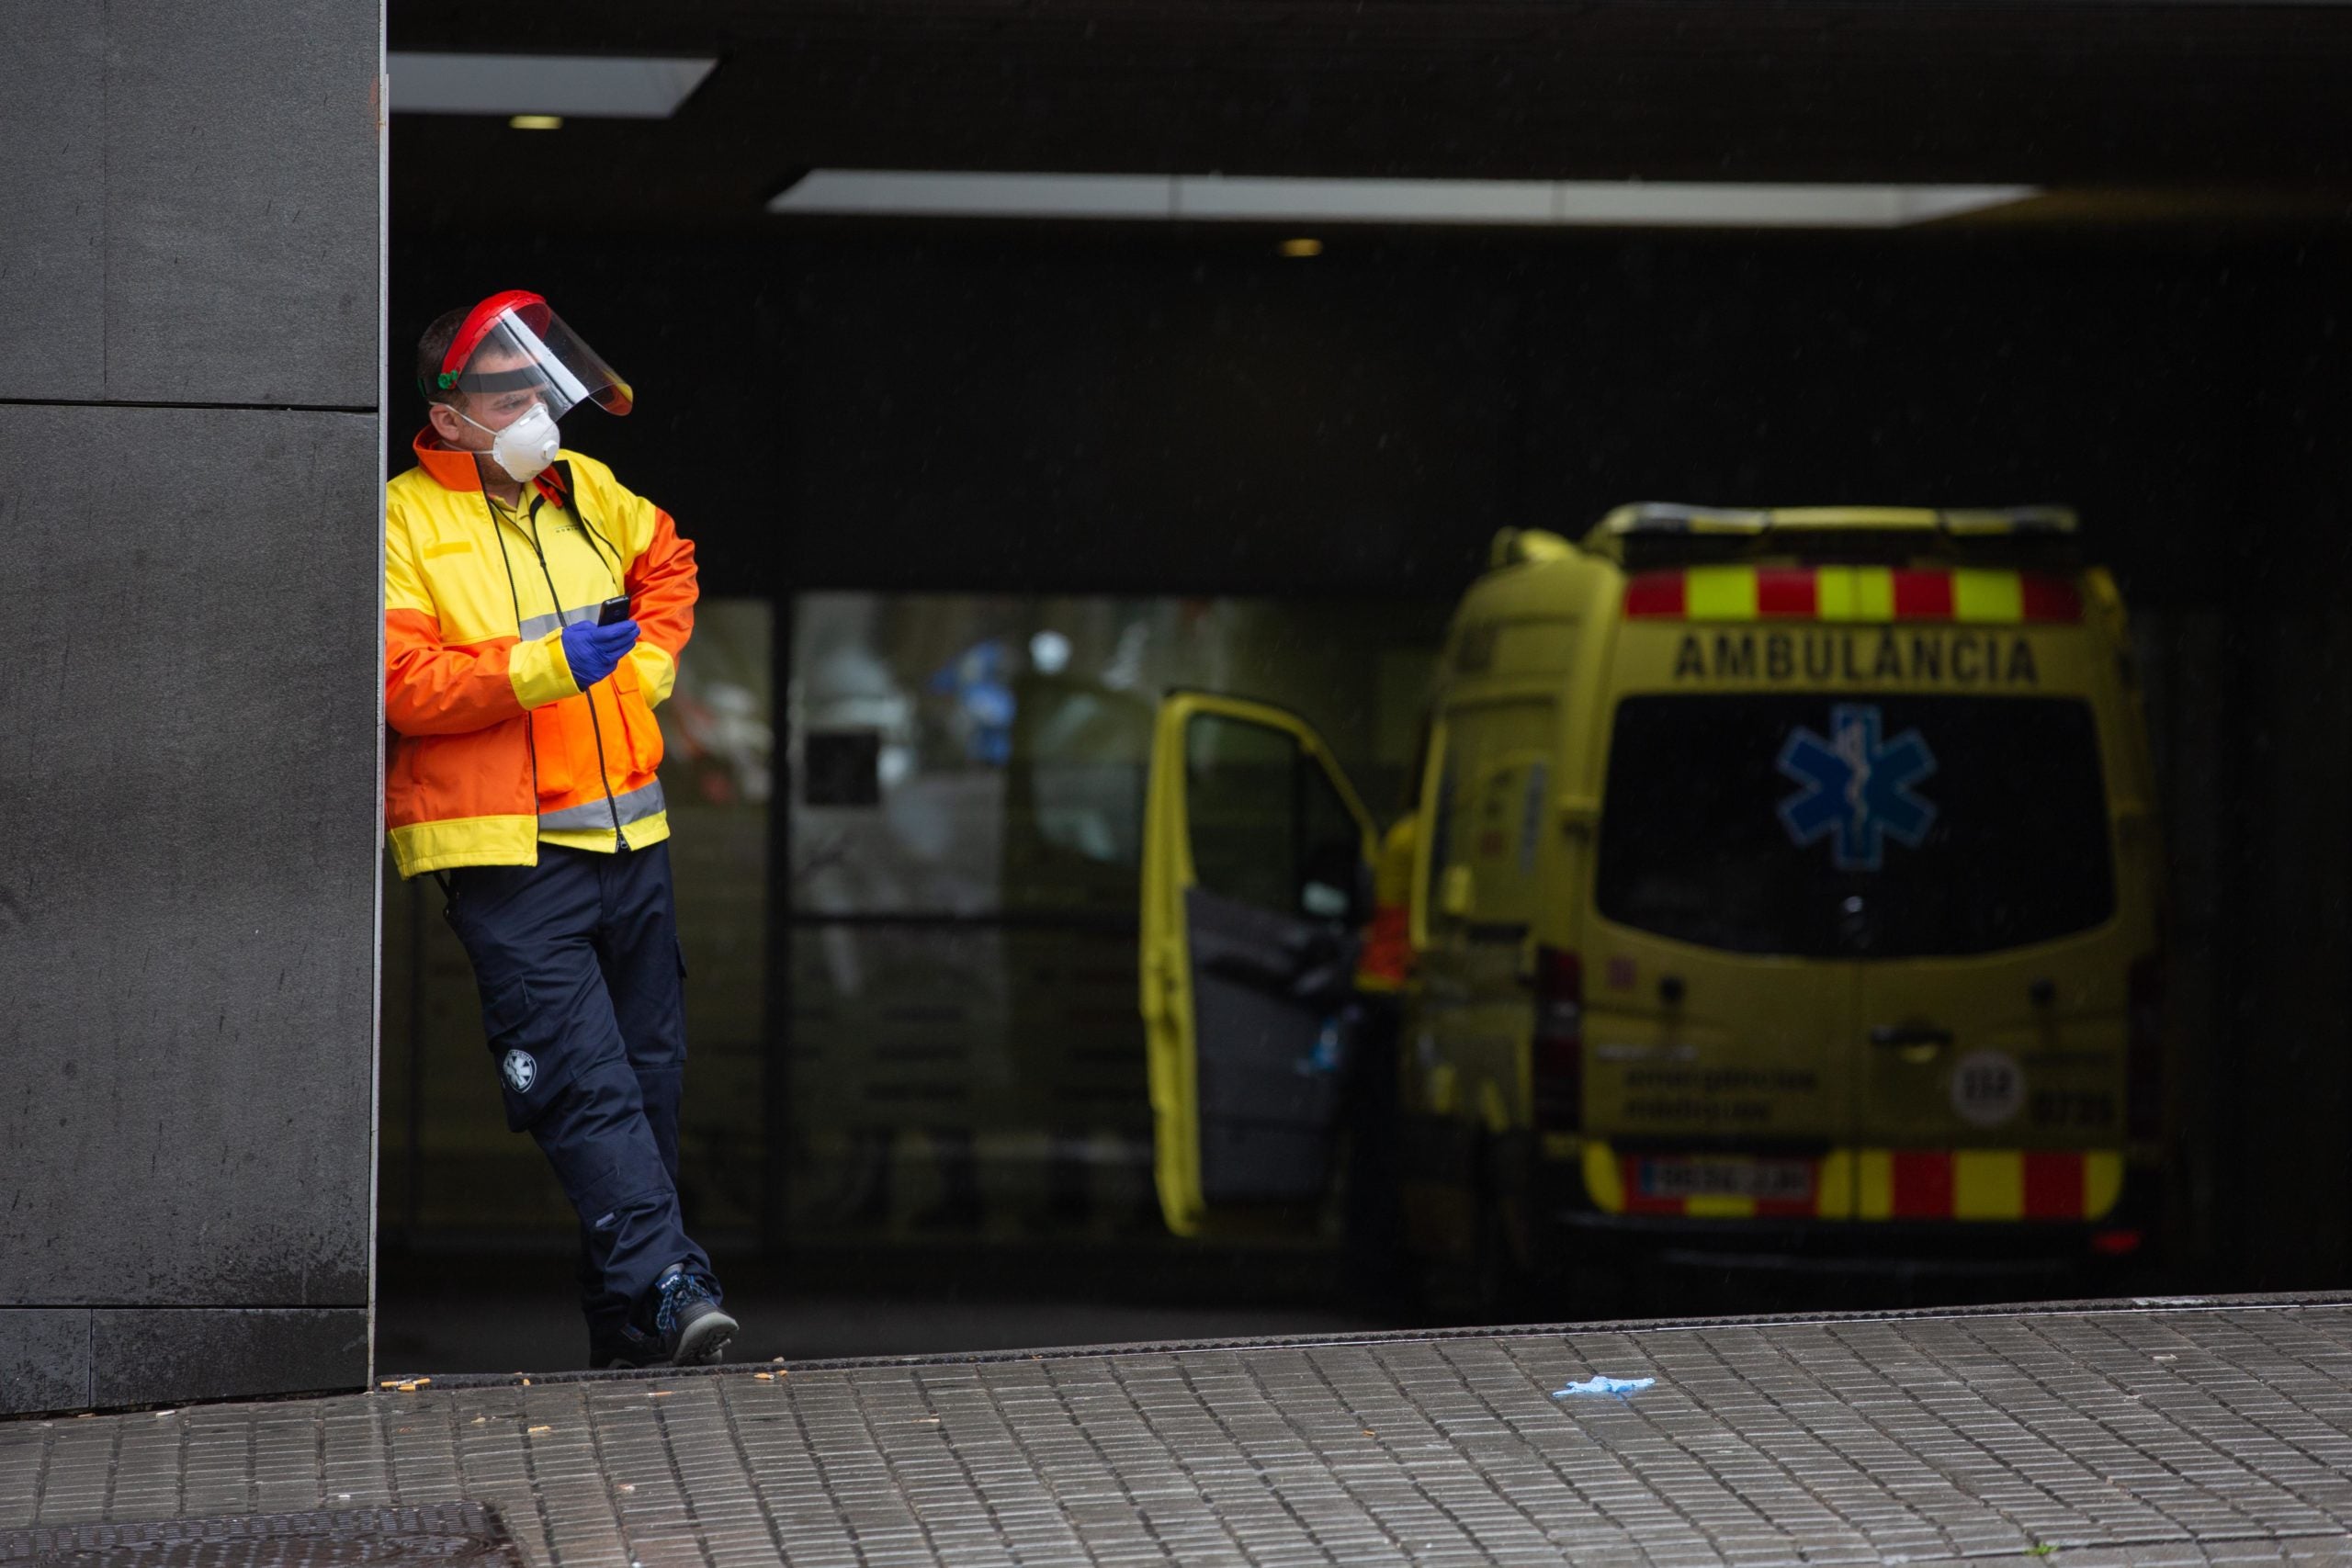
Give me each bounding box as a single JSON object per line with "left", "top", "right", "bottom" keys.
{"left": 0, "top": 0, "right": 382, "bottom": 1412}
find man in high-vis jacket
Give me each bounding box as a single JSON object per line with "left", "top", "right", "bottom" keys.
{"left": 384, "top": 290, "right": 737, "bottom": 1368}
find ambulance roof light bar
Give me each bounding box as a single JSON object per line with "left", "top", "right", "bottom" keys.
{"left": 1597, "top": 502, "right": 2078, "bottom": 537}
{"left": 1584, "top": 503, "right": 2081, "bottom": 568}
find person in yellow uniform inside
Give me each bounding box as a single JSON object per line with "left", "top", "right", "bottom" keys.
{"left": 1342, "top": 814, "right": 1419, "bottom": 1300}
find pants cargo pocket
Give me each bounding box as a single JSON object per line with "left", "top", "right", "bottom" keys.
{"left": 480, "top": 974, "right": 551, "bottom": 1131}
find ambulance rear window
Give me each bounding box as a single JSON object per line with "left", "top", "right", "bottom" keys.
{"left": 1594, "top": 694, "right": 2114, "bottom": 957}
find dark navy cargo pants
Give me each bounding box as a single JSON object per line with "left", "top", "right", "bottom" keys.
{"left": 443, "top": 841, "right": 715, "bottom": 1348}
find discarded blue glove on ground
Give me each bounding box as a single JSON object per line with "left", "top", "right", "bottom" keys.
{"left": 561, "top": 619, "right": 640, "bottom": 688}
{"left": 1553, "top": 1375, "right": 1656, "bottom": 1401}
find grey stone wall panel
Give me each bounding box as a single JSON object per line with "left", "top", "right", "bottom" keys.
{"left": 0, "top": 5, "right": 107, "bottom": 401}
{"left": 0, "top": 1311, "right": 90, "bottom": 1417}
{"left": 104, "top": 0, "right": 381, "bottom": 406}
{"left": 89, "top": 1309, "right": 368, "bottom": 1408}
{"left": 0, "top": 1, "right": 379, "bottom": 408}
{"left": 0, "top": 405, "right": 379, "bottom": 1309}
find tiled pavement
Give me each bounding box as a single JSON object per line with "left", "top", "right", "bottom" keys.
{"left": 6, "top": 1297, "right": 2352, "bottom": 1566}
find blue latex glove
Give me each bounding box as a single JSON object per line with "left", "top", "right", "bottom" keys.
{"left": 561, "top": 618, "right": 639, "bottom": 690}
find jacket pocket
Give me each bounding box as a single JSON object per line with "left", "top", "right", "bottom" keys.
{"left": 529, "top": 697, "right": 589, "bottom": 801}
{"left": 397, "top": 733, "right": 471, "bottom": 816}
{"left": 610, "top": 657, "right": 667, "bottom": 777}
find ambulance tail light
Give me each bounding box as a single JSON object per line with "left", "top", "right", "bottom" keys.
{"left": 1532, "top": 946, "right": 1584, "bottom": 1132}
{"left": 2127, "top": 953, "right": 2164, "bottom": 1141}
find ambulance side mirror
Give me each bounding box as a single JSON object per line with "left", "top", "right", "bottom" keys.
{"left": 1301, "top": 837, "right": 1369, "bottom": 926}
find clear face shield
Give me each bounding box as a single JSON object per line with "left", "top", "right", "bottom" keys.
{"left": 435, "top": 293, "right": 634, "bottom": 481}
{"left": 444, "top": 301, "right": 633, "bottom": 419}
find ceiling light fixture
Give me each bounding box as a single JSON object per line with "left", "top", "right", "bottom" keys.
{"left": 508, "top": 114, "right": 564, "bottom": 131}
{"left": 768, "top": 172, "right": 2038, "bottom": 230}
{"left": 389, "top": 52, "right": 718, "bottom": 119}
{"left": 1279, "top": 238, "right": 1324, "bottom": 257}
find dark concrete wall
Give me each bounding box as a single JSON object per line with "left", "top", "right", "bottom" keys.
{"left": 0, "top": 1, "right": 381, "bottom": 1414}
{"left": 388, "top": 226, "right": 2351, "bottom": 607}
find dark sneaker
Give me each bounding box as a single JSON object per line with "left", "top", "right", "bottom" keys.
{"left": 650, "top": 1266, "right": 736, "bottom": 1367}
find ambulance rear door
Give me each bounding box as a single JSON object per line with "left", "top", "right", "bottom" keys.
{"left": 1577, "top": 615, "right": 1861, "bottom": 1222}
{"left": 1841, "top": 612, "right": 2150, "bottom": 1226}
{"left": 1138, "top": 693, "right": 1377, "bottom": 1238}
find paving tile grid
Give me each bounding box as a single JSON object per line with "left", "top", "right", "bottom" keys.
{"left": 4, "top": 1298, "right": 2351, "bottom": 1566}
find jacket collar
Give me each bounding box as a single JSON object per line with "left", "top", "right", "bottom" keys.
{"left": 413, "top": 430, "right": 484, "bottom": 492}
{"left": 412, "top": 430, "right": 572, "bottom": 510}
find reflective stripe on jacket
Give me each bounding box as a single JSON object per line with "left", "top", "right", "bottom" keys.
{"left": 383, "top": 432, "right": 697, "bottom": 879}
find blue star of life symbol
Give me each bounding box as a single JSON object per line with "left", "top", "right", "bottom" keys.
{"left": 1775, "top": 704, "right": 1939, "bottom": 872}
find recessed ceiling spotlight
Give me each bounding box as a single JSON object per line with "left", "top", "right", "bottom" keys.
{"left": 1279, "top": 238, "right": 1324, "bottom": 257}
{"left": 509, "top": 114, "right": 564, "bottom": 131}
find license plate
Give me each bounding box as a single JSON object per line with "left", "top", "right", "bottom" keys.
{"left": 1638, "top": 1156, "right": 1813, "bottom": 1201}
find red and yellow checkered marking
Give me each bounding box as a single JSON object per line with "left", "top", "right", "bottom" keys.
{"left": 1582, "top": 1144, "right": 2123, "bottom": 1221}
{"left": 1623, "top": 567, "right": 2082, "bottom": 625}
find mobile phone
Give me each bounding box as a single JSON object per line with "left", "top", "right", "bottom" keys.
{"left": 596, "top": 595, "right": 631, "bottom": 626}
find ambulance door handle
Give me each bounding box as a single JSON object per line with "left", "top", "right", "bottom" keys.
{"left": 1870, "top": 1024, "right": 1954, "bottom": 1050}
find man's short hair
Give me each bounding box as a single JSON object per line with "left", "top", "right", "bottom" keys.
{"left": 415, "top": 308, "right": 470, "bottom": 406}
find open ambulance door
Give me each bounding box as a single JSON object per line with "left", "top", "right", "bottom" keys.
{"left": 1140, "top": 693, "right": 1378, "bottom": 1238}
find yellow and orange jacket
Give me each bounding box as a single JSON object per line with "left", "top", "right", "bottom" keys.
{"left": 383, "top": 433, "right": 696, "bottom": 879}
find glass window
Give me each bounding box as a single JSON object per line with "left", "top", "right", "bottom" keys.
{"left": 794, "top": 594, "right": 1439, "bottom": 921}
{"left": 1183, "top": 714, "right": 1361, "bottom": 921}
{"left": 786, "top": 591, "right": 1441, "bottom": 1243}
{"left": 1186, "top": 714, "right": 1304, "bottom": 913}
{"left": 1594, "top": 694, "right": 2114, "bottom": 957}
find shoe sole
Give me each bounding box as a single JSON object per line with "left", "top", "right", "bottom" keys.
{"left": 670, "top": 1307, "right": 739, "bottom": 1367}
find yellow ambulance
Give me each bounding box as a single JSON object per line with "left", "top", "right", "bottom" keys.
{"left": 1138, "top": 504, "right": 2163, "bottom": 1304}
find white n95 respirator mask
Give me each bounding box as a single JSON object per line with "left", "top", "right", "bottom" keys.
{"left": 462, "top": 403, "right": 562, "bottom": 482}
